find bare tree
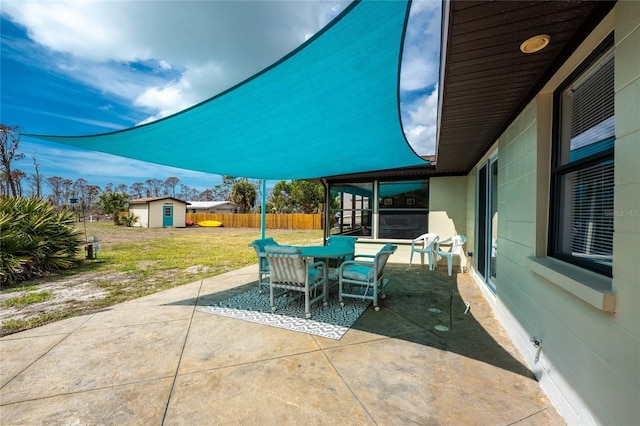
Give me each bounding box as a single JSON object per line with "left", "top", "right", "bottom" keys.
{"left": 187, "top": 187, "right": 200, "bottom": 200}
{"left": 62, "top": 179, "right": 73, "bottom": 204}
{"left": 164, "top": 177, "right": 180, "bottom": 197}
{"left": 145, "top": 178, "right": 163, "bottom": 197}
{"left": 27, "top": 152, "right": 43, "bottom": 197}
{"left": 129, "top": 182, "right": 144, "bottom": 198}
{"left": 73, "top": 178, "right": 89, "bottom": 204}
{"left": 116, "top": 183, "right": 128, "bottom": 194}
{"left": 11, "top": 169, "right": 26, "bottom": 197}
{"left": 212, "top": 175, "right": 237, "bottom": 200}
{"left": 0, "top": 124, "right": 25, "bottom": 197}
{"left": 199, "top": 189, "right": 214, "bottom": 201}
{"left": 46, "top": 176, "right": 65, "bottom": 205}
{"left": 178, "top": 184, "right": 191, "bottom": 200}
{"left": 86, "top": 185, "right": 101, "bottom": 207}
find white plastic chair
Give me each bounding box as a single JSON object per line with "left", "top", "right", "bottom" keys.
{"left": 435, "top": 235, "right": 467, "bottom": 276}
{"left": 409, "top": 233, "right": 439, "bottom": 270}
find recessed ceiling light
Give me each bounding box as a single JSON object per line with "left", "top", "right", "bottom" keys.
{"left": 520, "top": 34, "right": 551, "bottom": 54}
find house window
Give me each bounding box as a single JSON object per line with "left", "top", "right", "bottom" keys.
{"left": 329, "top": 183, "right": 373, "bottom": 237}
{"left": 378, "top": 180, "right": 428, "bottom": 239}
{"left": 550, "top": 34, "right": 614, "bottom": 277}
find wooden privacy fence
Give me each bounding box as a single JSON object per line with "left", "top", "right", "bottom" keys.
{"left": 187, "top": 213, "right": 323, "bottom": 230}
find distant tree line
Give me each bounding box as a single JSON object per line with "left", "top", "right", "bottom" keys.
{"left": 1, "top": 123, "right": 324, "bottom": 214}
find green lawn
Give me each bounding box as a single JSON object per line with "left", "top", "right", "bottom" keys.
{"left": 0, "top": 222, "right": 323, "bottom": 335}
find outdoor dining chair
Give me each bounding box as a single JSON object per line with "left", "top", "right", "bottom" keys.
{"left": 409, "top": 233, "right": 439, "bottom": 270}
{"left": 435, "top": 235, "right": 467, "bottom": 276}
{"left": 326, "top": 235, "right": 358, "bottom": 267}
{"left": 248, "top": 237, "right": 280, "bottom": 291}
{"left": 338, "top": 243, "right": 397, "bottom": 311}
{"left": 265, "top": 245, "right": 328, "bottom": 319}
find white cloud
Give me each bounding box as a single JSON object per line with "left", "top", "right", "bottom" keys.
{"left": 134, "top": 82, "right": 193, "bottom": 125}
{"left": 401, "top": 0, "right": 441, "bottom": 92}
{"left": 400, "top": 1, "right": 441, "bottom": 155}
{"left": 134, "top": 60, "right": 227, "bottom": 124}
{"left": 402, "top": 85, "right": 439, "bottom": 155}
{"left": 2, "top": 0, "right": 350, "bottom": 123}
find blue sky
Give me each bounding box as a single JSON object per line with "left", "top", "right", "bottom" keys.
{"left": 1, "top": 1, "right": 441, "bottom": 196}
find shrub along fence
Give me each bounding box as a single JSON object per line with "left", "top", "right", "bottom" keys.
{"left": 187, "top": 213, "right": 323, "bottom": 230}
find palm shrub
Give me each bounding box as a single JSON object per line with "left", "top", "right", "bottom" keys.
{"left": 120, "top": 212, "right": 138, "bottom": 227}
{"left": 0, "top": 196, "right": 83, "bottom": 287}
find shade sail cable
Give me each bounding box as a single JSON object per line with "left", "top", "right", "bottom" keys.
{"left": 24, "top": 0, "right": 428, "bottom": 180}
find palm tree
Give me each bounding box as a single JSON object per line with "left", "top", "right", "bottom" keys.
{"left": 231, "top": 179, "right": 256, "bottom": 213}
{"left": 96, "top": 192, "right": 128, "bottom": 224}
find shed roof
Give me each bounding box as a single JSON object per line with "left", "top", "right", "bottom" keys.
{"left": 129, "top": 197, "right": 190, "bottom": 205}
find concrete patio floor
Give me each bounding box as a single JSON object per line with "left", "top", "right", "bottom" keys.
{"left": 1, "top": 264, "right": 564, "bottom": 425}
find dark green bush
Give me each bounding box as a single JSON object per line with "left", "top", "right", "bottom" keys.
{"left": 0, "top": 196, "right": 83, "bottom": 286}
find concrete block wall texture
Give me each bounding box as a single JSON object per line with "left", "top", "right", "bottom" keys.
{"left": 475, "top": 5, "right": 639, "bottom": 424}
{"left": 613, "top": 0, "right": 640, "bottom": 336}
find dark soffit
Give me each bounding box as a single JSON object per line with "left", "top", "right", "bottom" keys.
{"left": 435, "top": 0, "right": 615, "bottom": 175}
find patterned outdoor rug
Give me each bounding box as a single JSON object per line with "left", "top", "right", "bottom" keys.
{"left": 199, "top": 286, "right": 370, "bottom": 340}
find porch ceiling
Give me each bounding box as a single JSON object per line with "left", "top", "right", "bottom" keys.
{"left": 435, "top": 0, "right": 615, "bottom": 175}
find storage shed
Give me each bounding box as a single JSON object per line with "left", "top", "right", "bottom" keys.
{"left": 128, "top": 197, "right": 190, "bottom": 228}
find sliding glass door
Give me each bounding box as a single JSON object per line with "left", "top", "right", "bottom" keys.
{"left": 477, "top": 157, "right": 498, "bottom": 293}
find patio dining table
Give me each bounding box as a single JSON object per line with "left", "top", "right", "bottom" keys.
{"left": 301, "top": 245, "right": 355, "bottom": 281}
{"left": 301, "top": 245, "right": 354, "bottom": 262}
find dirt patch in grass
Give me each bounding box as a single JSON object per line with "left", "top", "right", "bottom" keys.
{"left": 1, "top": 272, "right": 114, "bottom": 323}
{"left": 1, "top": 222, "right": 323, "bottom": 336}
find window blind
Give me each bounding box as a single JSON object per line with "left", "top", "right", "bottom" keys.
{"left": 552, "top": 36, "right": 614, "bottom": 276}
{"left": 560, "top": 160, "right": 614, "bottom": 266}
{"left": 562, "top": 51, "right": 615, "bottom": 162}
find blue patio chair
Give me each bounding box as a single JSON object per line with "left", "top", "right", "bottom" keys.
{"left": 326, "top": 235, "right": 358, "bottom": 267}
{"left": 248, "top": 237, "right": 280, "bottom": 291}
{"left": 338, "top": 243, "right": 397, "bottom": 311}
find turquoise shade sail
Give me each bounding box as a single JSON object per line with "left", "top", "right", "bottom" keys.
{"left": 25, "top": 0, "right": 428, "bottom": 180}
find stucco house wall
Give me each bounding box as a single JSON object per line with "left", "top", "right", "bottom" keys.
{"left": 147, "top": 201, "right": 165, "bottom": 228}
{"left": 465, "top": 5, "right": 639, "bottom": 424}
{"left": 129, "top": 204, "right": 149, "bottom": 228}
